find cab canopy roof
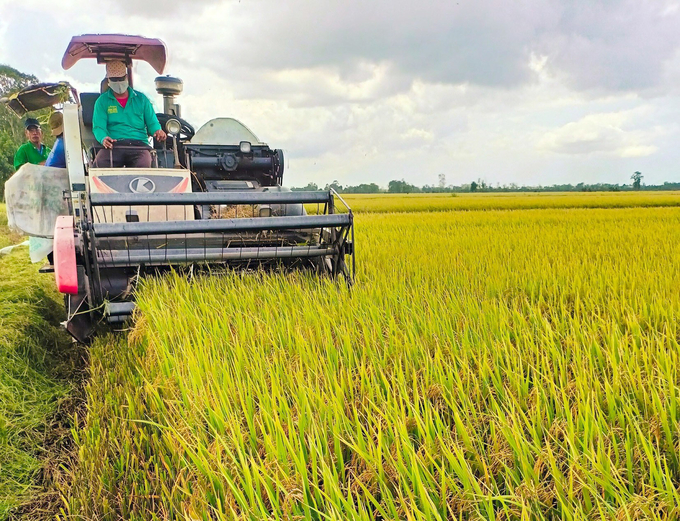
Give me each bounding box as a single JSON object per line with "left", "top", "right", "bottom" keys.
{"left": 61, "top": 34, "right": 167, "bottom": 73}
{"left": 0, "top": 82, "right": 73, "bottom": 116}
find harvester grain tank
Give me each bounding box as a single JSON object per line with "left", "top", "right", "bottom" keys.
{"left": 6, "top": 34, "right": 354, "bottom": 342}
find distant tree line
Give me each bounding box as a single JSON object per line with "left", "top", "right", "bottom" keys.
{"left": 292, "top": 174, "right": 680, "bottom": 194}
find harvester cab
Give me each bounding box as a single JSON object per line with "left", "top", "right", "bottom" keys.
{"left": 23, "top": 34, "right": 354, "bottom": 342}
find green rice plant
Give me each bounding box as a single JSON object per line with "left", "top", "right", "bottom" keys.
{"left": 63, "top": 205, "right": 680, "bottom": 520}
{"left": 0, "top": 203, "right": 22, "bottom": 250}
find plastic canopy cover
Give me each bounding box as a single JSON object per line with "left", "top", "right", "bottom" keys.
{"left": 61, "top": 34, "right": 167, "bottom": 73}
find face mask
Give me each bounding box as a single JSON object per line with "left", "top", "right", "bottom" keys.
{"left": 109, "top": 79, "right": 129, "bottom": 94}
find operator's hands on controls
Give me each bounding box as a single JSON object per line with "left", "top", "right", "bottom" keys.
{"left": 102, "top": 129, "right": 166, "bottom": 149}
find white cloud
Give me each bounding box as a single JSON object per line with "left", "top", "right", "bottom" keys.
{"left": 536, "top": 110, "right": 660, "bottom": 158}
{"left": 1, "top": 0, "right": 680, "bottom": 187}
{"left": 620, "top": 145, "right": 659, "bottom": 158}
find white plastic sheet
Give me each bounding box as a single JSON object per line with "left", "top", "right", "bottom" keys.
{"left": 4, "top": 163, "right": 70, "bottom": 238}
{"left": 0, "top": 240, "right": 29, "bottom": 256}
{"left": 28, "top": 237, "right": 54, "bottom": 263}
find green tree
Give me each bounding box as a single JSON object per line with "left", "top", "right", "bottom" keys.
{"left": 388, "top": 179, "right": 420, "bottom": 193}
{"left": 631, "top": 171, "right": 643, "bottom": 190}
{"left": 343, "top": 183, "right": 381, "bottom": 194}
{"left": 291, "top": 182, "right": 319, "bottom": 191}
{"left": 470, "top": 181, "right": 478, "bottom": 192}
{"left": 325, "top": 180, "right": 343, "bottom": 192}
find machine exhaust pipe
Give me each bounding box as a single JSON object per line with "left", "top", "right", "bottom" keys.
{"left": 155, "top": 75, "right": 183, "bottom": 116}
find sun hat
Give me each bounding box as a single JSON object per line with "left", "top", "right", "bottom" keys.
{"left": 105, "top": 61, "right": 127, "bottom": 78}
{"left": 49, "top": 112, "right": 63, "bottom": 137}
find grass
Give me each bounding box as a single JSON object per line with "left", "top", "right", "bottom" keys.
{"left": 62, "top": 201, "right": 680, "bottom": 520}
{"left": 0, "top": 204, "right": 81, "bottom": 520}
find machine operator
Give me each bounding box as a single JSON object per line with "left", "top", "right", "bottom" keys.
{"left": 92, "top": 61, "right": 166, "bottom": 168}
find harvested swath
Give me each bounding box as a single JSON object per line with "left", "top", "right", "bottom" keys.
{"left": 64, "top": 206, "right": 680, "bottom": 520}
{"left": 214, "top": 204, "right": 258, "bottom": 219}
{"left": 0, "top": 203, "right": 80, "bottom": 519}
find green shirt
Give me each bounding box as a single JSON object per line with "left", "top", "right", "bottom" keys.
{"left": 14, "top": 142, "right": 50, "bottom": 170}
{"left": 92, "top": 88, "right": 162, "bottom": 144}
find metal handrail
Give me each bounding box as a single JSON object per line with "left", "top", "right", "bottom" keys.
{"left": 90, "top": 190, "right": 333, "bottom": 206}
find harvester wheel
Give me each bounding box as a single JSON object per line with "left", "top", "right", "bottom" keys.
{"left": 64, "top": 266, "right": 96, "bottom": 343}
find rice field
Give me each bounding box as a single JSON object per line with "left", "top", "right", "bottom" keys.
{"left": 62, "top": 196, "right": 680, "bottom": 520}
{"left": 335, "top": 191, "right": 680, "bottom": 213}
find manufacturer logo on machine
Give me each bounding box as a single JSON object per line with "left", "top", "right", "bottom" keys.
{"left": 129, "top": 177, "right": 156, "bottom": 194}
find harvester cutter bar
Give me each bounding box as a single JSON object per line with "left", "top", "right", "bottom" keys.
{"left": 92, "top": 213, "right": 351, "bottom": 238}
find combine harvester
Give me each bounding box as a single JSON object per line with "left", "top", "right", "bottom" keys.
{"left": 5, "top": 35, "right": 354, "bottom": 342}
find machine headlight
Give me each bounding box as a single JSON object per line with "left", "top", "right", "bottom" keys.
{"left": 165, "top": 118, "right": 181, "bottom": 135}
{"left": 239, "top": 141, "right": 252, "bottom": 154}
{"left": 259, "top": 205, "right": 272, "bottom": 218}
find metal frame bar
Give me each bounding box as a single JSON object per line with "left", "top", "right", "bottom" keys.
{"left": 93, "top": 213, "right": 351, "bottom": 237}
{"left": 330, "top": 188, "right": 355, "bottom": 280}
{"left": 90, "top": 191, "right": 333, "bottom": 206}
{"left": 64, "top": 102, "right": 86, "bottom": 191}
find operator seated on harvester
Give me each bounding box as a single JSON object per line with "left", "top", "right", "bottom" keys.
{"left": 92, "top": 61, "right": 166, "bottom": 167}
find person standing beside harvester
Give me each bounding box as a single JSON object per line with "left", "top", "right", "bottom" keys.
{"left": 92, "top": 60, "right": 166, "bottom": 167}
{"left": 13, "top": 118, "right": 50, "bottom": 170}
{"left": 45, "top": 111, "right": 66, "bottom": 168}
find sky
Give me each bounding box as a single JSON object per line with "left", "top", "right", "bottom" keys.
{"left": 1, "top": 0, "right": 679, "bottom": 188}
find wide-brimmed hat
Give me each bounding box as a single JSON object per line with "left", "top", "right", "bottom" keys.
{"left": 49, "top": 112, "right": 63, "bottom": 137}
{"left": 24, "top": 118, "right": 40, "bottom": 130}
{"left": 106, "top": 61, "right": 127, "bottom": 78}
